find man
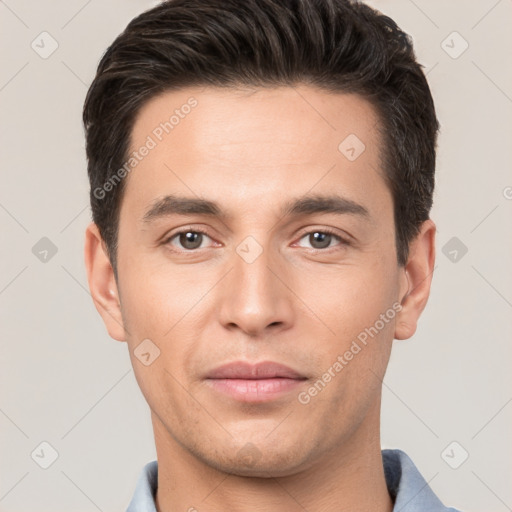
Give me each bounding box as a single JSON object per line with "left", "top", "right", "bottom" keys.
{"left": 83, "top": 0, "right": 462, "bottom": 510}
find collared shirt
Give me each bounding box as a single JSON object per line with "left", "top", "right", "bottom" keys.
{"left": 126, "top": 448, "right": 462, "bottom": 511}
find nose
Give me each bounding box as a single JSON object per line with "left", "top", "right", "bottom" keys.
{"left": 217, "top": 237, "right": 294, "bottom": 338}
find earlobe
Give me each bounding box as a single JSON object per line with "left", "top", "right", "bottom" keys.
{"left": 84, "top": 222, "right": 127, "bottom": 342}
{"left": 394, "top": 219, "right": 436, "bottom": 341}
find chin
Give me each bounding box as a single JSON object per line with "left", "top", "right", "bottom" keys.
{"left": 196, "top": 440, "right": 312, "bottom": 478}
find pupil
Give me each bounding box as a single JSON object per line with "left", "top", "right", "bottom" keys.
{"left": 311, "top": 232, "right": 330, "bottom": 249}
{"left": 181, "top": 232, "right": 202, "bottom": 249}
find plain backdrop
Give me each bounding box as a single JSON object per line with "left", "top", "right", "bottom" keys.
{"left": 1, "top": 1, "right": 511, "bottom": 511}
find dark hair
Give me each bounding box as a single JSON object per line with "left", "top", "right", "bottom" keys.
{"left": 83, "top": 0, "right": 439, "bottom": 275}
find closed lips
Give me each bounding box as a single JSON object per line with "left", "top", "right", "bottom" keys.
{"left": 205, "top": 361, "right": 307, "bottom": 380}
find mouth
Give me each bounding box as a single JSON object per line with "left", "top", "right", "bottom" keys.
{"left": 204, "top": 361, "right": 308, "bottom": 403}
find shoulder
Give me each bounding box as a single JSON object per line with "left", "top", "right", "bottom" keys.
{"left": 382, "top": 449, "right": 464, "bottom": 512}
{"left": 125, "top": 460, "right": 158, "bottom": 512}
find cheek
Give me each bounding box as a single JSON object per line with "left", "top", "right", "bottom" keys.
{"left": 296, "top": 258, "right": 398, "bottom": 342}
{"left": 294, "top": 257, "right": 398, "bottom": 412}
{"left": 118, "top": 259, "right": 215, "bottom": 380}
{"left": 119, "top": 264, "right": 202, "bottom": 417}
{"left": 118, "top": 257, "right": 197, "bottom": 336}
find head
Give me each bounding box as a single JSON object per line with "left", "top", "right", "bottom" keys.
{"left": 84, "top": 0, "right": 438, "bottom": 477}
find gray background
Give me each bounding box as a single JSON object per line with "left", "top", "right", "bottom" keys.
{"left": 1, "top": 1, "right": 511, "bottom": 511}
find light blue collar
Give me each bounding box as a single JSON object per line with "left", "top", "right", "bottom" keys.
{"left": 126, "top": 449, "right": 462, "bottom": 511}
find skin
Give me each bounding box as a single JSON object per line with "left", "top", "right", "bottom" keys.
{"left": 85, "top": 84, "right": 436, "bottom": 512}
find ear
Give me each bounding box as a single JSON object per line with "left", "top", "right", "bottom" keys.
{"left": 84, "top": 222, "right": 127, "bottom": 342}
{"left": 394, "top": 219, "right": 436, "bottom": 340}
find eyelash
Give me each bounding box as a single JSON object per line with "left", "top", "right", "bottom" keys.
{"left": 162, "top": 226, "right": 350, "bottom": 253}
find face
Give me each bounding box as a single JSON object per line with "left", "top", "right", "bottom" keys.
{"left": 87, "top": 85, "right": 423, "bottom": 477}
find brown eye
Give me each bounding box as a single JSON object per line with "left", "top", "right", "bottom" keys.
{"left": 296, "top": 230, "right": 347, "bottom": 251}
{"left": 165, "top": 230, "right": 212, "bottom": 251}
{"left": 178, "top": 231, "right": 204, "bottom": 250}
{"left": 308, "top": 232, "right": 332, "bottom": 249}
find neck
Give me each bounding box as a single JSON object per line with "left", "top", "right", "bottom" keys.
{"left": 152, "top": 403, "right": 393, "bottom": 512}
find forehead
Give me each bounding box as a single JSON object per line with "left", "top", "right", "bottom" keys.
{"left": 122, "top": 85, "right": 389, "bottom": 223}
{"left": 130, "top": 84, "right": 382, "bottom": 155}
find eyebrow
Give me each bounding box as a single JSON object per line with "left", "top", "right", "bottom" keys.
{"left": 141, "top": 193, "right": 371, "bottom": 224}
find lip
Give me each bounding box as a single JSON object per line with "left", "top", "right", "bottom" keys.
{"left": 206, "top": 361, "right": 305, "bottom": 380}
{"left": 205, "top": 361, "right": 307, "bottom": 403}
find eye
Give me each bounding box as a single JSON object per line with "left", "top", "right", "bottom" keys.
{"left": 295, "top": 229, "right": 349, "bottom": 251}
{"left": 162, "top": 227, "right": 350, "bottom": 253}
{"left": 164, "top": 229, "right": 214, "bottom": 251}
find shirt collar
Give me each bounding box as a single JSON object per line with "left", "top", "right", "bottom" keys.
{"left": 126, "top": 449, "right": 461, "bottom": 512}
